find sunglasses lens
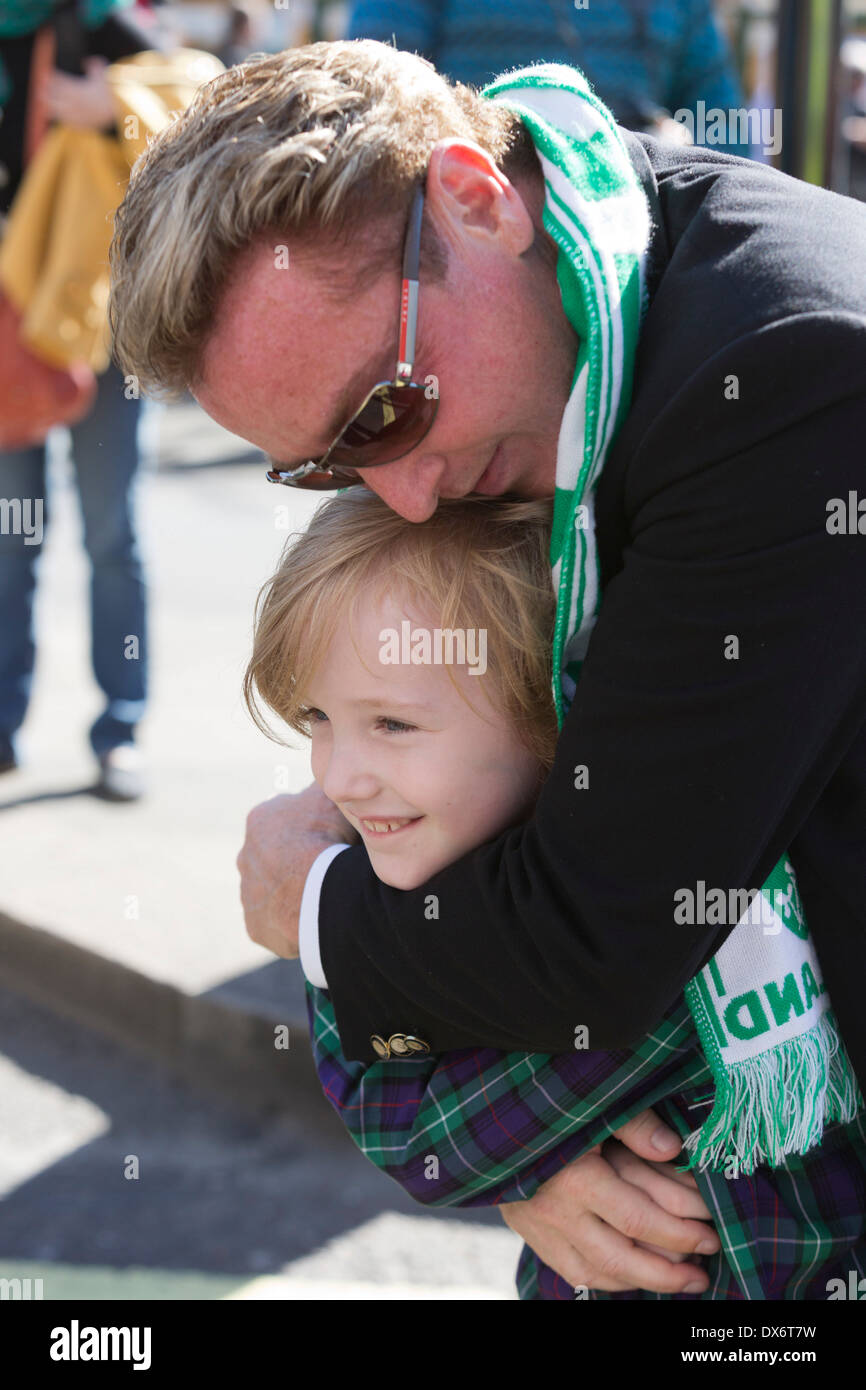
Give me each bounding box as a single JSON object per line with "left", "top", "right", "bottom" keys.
{"left": 268, "top": 385, "right": 437, "bottom": 490}
{"left": 327, "top": 384, "right": 436, "bottom": 469}
{"left": 288, "top": 471, "right": 352, "bottom": 491}
{"left": 266, "top": 467, "right": 348, "bottom": 491}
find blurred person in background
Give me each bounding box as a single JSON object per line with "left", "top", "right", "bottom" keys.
{"left": 348, "top": 0, "right": 751, "bottom": 153}
{"left": 0, "top": 0, "right": 164, "bottom": 799}
{"left": 218, "top": 5, "right": 254, "bottom": 69}
{"left": 840, "top": 36, "right": 866, "bottom": 201}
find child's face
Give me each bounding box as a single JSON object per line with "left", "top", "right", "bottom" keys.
{"left": 303, "top": 590, "right": 545, "bottom": 890}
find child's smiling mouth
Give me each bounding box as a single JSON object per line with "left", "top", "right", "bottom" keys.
{"left": 357, "top": 816, "right": 424, "bottom": 838}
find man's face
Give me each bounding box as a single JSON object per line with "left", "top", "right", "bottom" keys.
{"left": 304, "top": 587, "right": 544, "bottom": 889}
{"left": 192, "top": 149, "right": 578, "bottom": 522}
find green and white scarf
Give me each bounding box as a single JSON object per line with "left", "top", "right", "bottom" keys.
{"left": 483, "top": 63, "right": 861, "bottom": 1175}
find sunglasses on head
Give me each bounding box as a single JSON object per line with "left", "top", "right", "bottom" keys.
{"left": 265, "top": 182, "right": 437, "bottom": 491}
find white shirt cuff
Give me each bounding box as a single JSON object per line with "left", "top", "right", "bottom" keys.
{"left": 298, "top": 842, "right": 352, "bottom": 989}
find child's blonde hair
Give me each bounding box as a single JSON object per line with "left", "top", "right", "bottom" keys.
{"left": 244, "top": 490, "right": 559, "bottom": 769}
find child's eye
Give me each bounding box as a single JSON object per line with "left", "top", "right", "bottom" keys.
{"left": 378, "top": 717, "right": 416, "bottom": 734}
{"left": 299, "top": 706, "right": 328, "bottom": 724}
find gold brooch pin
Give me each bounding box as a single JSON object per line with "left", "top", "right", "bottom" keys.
{"left": 370, "top": 1033, "right": 430, "bottom": 1060}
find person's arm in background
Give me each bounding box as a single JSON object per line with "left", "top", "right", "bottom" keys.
{"left": 37, "top": 2, "right": 170, "bottom": 134}
{"left": 669, "top": 0, "right": 752, "bottom": 156}
{"left": 307, "top": 322, "right": 866, "bottom": 1063}
{"left": 0, "top": 2, "right": 166, "bottom": 213}
{"left": 346, "top": 0, "right": 441, "bottom": 63}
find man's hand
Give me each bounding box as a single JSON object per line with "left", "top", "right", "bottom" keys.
{"left": 500, "top": 1109, "right": 720, "bottom": 1294}
{"left": 653, "top": 114, "right": 693, "bottom": 146}
{"left": 237, "top": 785, "right": 358, "bottom": 959}
{"left": 39, "top": 58, "right": 118, "bottom": 131}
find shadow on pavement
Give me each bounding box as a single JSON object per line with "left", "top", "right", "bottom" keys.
{"left": 0, "top": 983, "right": 502, "bottom": 1284}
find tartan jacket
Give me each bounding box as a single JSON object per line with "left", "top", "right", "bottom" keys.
{"left": 307, "top": 982, "right": 866, "bottom": 1300}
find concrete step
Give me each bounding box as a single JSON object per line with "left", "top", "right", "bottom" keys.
{"left": 0, "top": 907, "right": 322, "bottom": 1114}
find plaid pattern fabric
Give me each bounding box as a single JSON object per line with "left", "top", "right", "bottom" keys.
{"left": 519, "top": 1099, "right": 866, "bottom": 1300}
{"left": 307, "top": 982, "right": 866, "bottom": 1299}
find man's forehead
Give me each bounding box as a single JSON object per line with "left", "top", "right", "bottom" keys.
{"left": 200, "top": 241, "right": 345, "bottom": 380}
{"left": 194, "top": 243, "right": 396, "bottom": 457}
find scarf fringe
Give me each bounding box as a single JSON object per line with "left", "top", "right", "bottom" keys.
{"left": 682, "top": 1012, "right": 863, "bottom": 1176}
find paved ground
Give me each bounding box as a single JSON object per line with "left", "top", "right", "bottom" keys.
{"left": 0, "top": 399, "right": 522, "bottom": 1300}
{"left": 0, "top": 983, "right": 519, "bottom": 1300}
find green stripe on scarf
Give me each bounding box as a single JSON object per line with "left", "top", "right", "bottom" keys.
{"left": 482, "top": 62, "right": 861, "bottom": 1175}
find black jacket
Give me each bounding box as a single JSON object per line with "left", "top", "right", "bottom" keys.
{"left": 317, "top": 131, "right": 866, "bottom": 1090}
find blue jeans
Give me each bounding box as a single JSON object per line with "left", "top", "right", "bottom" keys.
{"left": 0, "top": 362, "right": 149, "bottom": 759}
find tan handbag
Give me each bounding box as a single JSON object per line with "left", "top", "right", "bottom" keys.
{"left": 0, "top": 21, "right": 97, "bottom": 449}
{"left": 0, "top": 291, "right": 97, "bottom": 448}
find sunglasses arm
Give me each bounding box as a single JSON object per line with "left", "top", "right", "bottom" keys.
{"left": 397, "top": 279, "right": 419, "bottom": 383}
{"left": 397, "top": 183, "right": 424, "bottom": 381}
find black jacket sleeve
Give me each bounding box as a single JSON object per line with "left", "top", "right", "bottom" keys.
{"left": 318, "top": 311, "right": 866, "bottom": 1064}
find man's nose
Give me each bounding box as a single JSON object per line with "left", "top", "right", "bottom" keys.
{"left": 359, "top": 452, "right": 448, "bottom": 522}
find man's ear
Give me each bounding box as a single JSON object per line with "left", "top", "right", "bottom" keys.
{"left": 426, "top": 139, "right": 536, "bottom": 256}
